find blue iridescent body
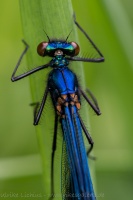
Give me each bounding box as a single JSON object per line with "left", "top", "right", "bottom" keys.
{"left": 45, "top": 41, "right": 96, "bottom": 199}
{"left": 12, "top": 17, "right": 104, "bottom": 200}
{"left": 49, "top": 56, "right": 77, "bottom": 95}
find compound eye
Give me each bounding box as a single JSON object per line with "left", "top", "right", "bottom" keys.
{"left": 70, "top": 42, "right": 80, "bottom": 56}
{"left": 37, "top": 42, "right": 48, "bottom": 56}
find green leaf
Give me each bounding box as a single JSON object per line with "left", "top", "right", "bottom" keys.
{"left": 19, "top": 0, "right": 94, "bottom": 198}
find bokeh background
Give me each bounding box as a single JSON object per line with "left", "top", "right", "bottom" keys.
{"left": 0, "top": 0, "right": 133, "bottom": 199}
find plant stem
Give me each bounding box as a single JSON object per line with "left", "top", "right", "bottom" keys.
{"left": 19, "top": 0, "right": 93, "bottom": 198}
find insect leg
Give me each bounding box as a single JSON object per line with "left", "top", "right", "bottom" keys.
{"left": 31, "top": 85, "right": 49, "bottom": 125}
{"left": 11, "top": 40, "right": 50, "bottom": 82}
{"left": 50, "top": 113, "right": 58, "bottom": 199}
{"left": 77, "top": 112, "right": 94, "bottom": 156}
{"left": 79, "top": 88, "right": 101, "bottom": 115}
{"left": 67, "top": 13, "right": 104, "bottom": 63}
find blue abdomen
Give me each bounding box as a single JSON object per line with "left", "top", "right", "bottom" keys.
{"left": 48, "top": 67, "right": 77, "bottom": 95}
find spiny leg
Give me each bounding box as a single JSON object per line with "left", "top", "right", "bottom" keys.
{"left": 77, "top": 112, "right": 96, "bottom": 158}
{"left": 31, "top": 85, "right": 49, "bottom": 125}
{"left": 79, "top": 88, "right": 101, "bottom": 115}
{"left": 86, "top": 88, "right": 100, "bottom": 111}
{"left": 50, "top": 113, "right": 58, "bottom": 199}
{"left": 11, "top": 39, "right": 50, "bottom": 82}
{"left": 73, "top": 13, "right": 104, "bottom": 62}
{"left": 67, "top": 13, "right": 104, "bottom": 63}
{"left": 30, "top": 102, "right": 40, "bottom": 122}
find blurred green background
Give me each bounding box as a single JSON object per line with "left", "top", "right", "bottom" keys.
{"left": 0, "top": 0, "right": 133, "bottom": 199}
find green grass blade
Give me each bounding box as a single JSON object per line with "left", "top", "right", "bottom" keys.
{"left": 19, "top": 0, "right": 96, "bottom": 198}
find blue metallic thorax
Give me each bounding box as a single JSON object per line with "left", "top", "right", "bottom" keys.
{"left": 49, "top": 56, "right": 78, "bottom": 95}
{"left": 50, "top": 55, "right": 69, "bottom": 68}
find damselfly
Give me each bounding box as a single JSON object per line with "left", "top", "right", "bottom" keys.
{"left": 11, "top": 14, "right": 104, "bottom": 200}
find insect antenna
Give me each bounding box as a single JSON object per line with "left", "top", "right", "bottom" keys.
{"left": 65, "top": 29, "right": 73, "bottom": 42}
{"left": 43, "top": 29, "right": 51, "bottom": 42}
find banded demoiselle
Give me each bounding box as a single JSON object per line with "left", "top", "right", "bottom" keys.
{"left": 11, "top": 14, "right": 104, "bottom": 200}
